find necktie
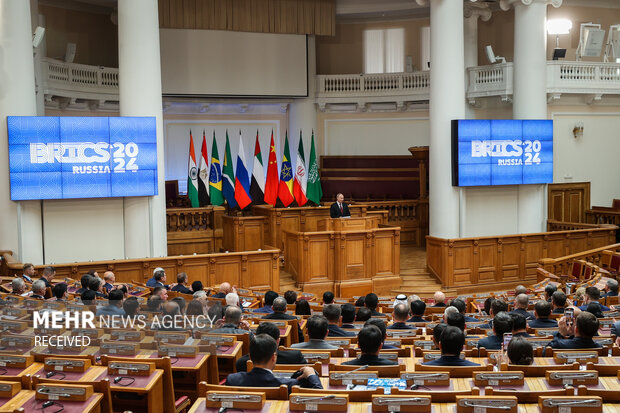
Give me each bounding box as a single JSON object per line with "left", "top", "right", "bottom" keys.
{"left": 340, "top": 204, "right": 343, "bottom": 214}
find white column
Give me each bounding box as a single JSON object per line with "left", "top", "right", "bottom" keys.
{"left": 428, "top": 0, "right": 466, "bottom": 238}
{"left": 0, "top": 0, "right": 44, "bottom": 263}
{"left": 288, "top": 36, "right": 317, "bottom": 155}
{"left": 463, "top": 4, "right": 491, "bottom": 119}
{"left": 513, "top": 0, "right": 550, "bottom": 233}
{"left": 118, "top": 0, "right": 167, "bottom": 258}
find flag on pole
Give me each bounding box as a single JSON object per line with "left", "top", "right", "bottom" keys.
{"left": 222, "top": 130, "right": 237, "bottom": 208}
{"left": 278, "top": 131, "right": 295, "bottom": 207}
{"left": 250, "top": 130, "right": 265, "bottom": 205}
{"left": 234, "top": 130, "right": 252, "bottom": 209}
{"left": 198, "top": 130, "right": 210, "bottom": 206}
{"left": 293, "top": 131, "right": 308, "bottom": 206}
{"left": 187, "top": 130, "right": 199, "bottom": 208}
{"left": 209, "top": 132, "right": 224, "bottom": 206}
{"left": 264, "top": 130, "right": 279, "bottom": 206}
{"left": 306, "top": 130, "right": 323, "bottom": 205}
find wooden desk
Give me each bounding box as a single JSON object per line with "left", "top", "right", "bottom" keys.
{"left": 99, "top": 369, "right": 164, "bottom": 413}
{"left": 0, "top": 389, "right": 103, "bottom": 413}
{"left": 32, "top": 365, "right": 107, "bottom": 382}
{"left": 0, "top": 362, "right": 43, "bottom": 378}
{"left": 140, "top": 352, "right": 216, "bottom": 397}
{"left": 188, "top": 398, "right": 289, "bottom": 413}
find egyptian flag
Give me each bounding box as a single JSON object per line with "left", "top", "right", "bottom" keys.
{"left": 187, "top": 130, "right": 199, "bottom": 208}
{"left": 197, "top": 130, "right": 210, "bottom": 206}
{"left": 293, "top": 131, "right": 308, "bottom": 206}
{"left": 277, "top": 131, "right": 295, "bottom": 207}
{"left": 234, "top": 130, "right": 252, "bottom": 209}
{"left": 250, "top": 130, "right": 265, "bottom": 204}
{"left": 264, "top": 131, "right": 279, "bottom": 206}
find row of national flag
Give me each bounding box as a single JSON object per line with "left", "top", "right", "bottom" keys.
{"left": 187, "top": 129, "right": 322, "bottom": 209}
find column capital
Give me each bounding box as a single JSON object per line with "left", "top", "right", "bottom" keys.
{"left": 499, "top": 0, "right": 562, "bottom": 12}
{"left": 415, "top": 0, "right": 428, "bottom": 6}
{"left": 464, "top": 3, "right": 492, "bottom": 22}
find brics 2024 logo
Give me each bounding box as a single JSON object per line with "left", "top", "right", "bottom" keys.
{"left": 471, "top": 139, "right": 543, "bottom": 166}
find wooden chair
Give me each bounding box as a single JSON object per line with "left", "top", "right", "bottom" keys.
{"left": 32, "top": 375, "right": 113, "bottom": 413}
{"left": 246, "top": 360, "right": 322, "bottom": 374}
{"left": 101, "top": 355, "right": 192, "bottom": 413}
{"left": 328, "top": 362, "right": 402, "bottom": 377}
{"left": 292, "top": 347, "right": 344, "bottom": 357}
{"left": 32, "top": 352, "right": 97, "bottom": 364}
{"left": 201, "top": 382, "right": 289, "bottom": 400}
{"left": 414, "top": 362, "right": 493, "bottom": 378}
{"left": 289, "top": 384, "right": 383, "bottom": 402}
{"left": 209, "top": 331, "right": 250, "bottom": 354}
{"left": 348, "top": 347, "right": 411, "bottom": 358}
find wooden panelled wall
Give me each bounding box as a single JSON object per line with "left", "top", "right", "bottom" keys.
{"left": 167, "top": 206, "right": 224, "bottom": 256}
{"left": 158, "top": 0, "right": 336, "bottom": 36}
{"left": 548, "top": 182, "right": 591, "bottom": 223}
{"left": 426, "top": 221, "right": 617, "bottom": 294}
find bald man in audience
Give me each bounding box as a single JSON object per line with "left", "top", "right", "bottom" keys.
{"left": 103, "top": 271, "right": 116, "bottom": 293}
{"left": 432, "top": 291, "right": 446, "bottom": 307}
{"left": 509, "top": 294, "right": 534, "bottom": 320}
{"left": 389, "top": 303, "right": 414, "bottom": 329}
{"left": 30, "top": 280, "right": 46, "bottom": 299}
{"left": 11, "top": 278, "right": 26, "bottom": 296}
{"left": 212, "top": 282, "right": 235, "bottom": 299}
{"left": 211, "top": 306, "right": 254, "bottom": 338}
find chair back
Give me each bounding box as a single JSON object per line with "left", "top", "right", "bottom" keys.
{"left": 414, "top": 362, "right": 492, "bottom": 378}
{"left": 499, "top": 361, "right": 579, "bottom": 377}
{"left": 328, "top": 362, "right": 401, "bottom": 377}
{"left": 32, "top": 375, "right": 113, "bottom": 413}
{"left": 290, "top": 385, "right": 382, "bottom": 402}
{"left": 200, "top": 383, "right": 288, "bottom": 400}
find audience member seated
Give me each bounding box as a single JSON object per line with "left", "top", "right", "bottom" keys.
{"left": 547, "top": 311, "right": 601, "bottom": 350}
{"left": 211, "top": 306, "right": 253, "bottom": 338}
{"left": 514, "top": 285, "right": 528, "bottom": 296}
{"left": 96, "top": 290, "right": 126, "bottom": 317}
{"left": 586, "top": 302, "right": 604, "bottom": 318}
{"left": 322, "top": 291, "right": 334, "bottom": 305}
{"left": 148, "top": 270, "right": 169, "bottom": 290}
{"left": 295, "top": 299, "right": 311, "bottom": 316}
{"left": 343, "top": 325, "right": 397, "bottom": 366}
{"left": 145, "top": 268, "right": 164, "bottom": 287}
{"left": 291, "top": 315, "right": 337, "bottom": 350}
{"left": 364, "top": 293, "right": 382, "bottom": 316}
{"left": 254, "top": 290, "right": 278, "bottom": 314}
{"left": 52, "top": 283, "right": 68, "bottom": 301}
{"left": 407, "top": 300, "right": 427, "bottom": 323}
{"left": 186, "top": 299, "right": 204, "bottom": 316}
{"left": 545, "top": 284, "right": 557, "bottom": 303}
{"left": 505, "top": 336, "right": 534, "bottom": 365}
{"left": 123, "top": 296, "right": 140, "bottom": 316}
{"left": 364, "top": 318, "right": 397, "bottom": 349}
{"left": 509, "top": 294, "right": 534, "bottom": 320}
{"left": 225, "top": 334, "right": 322, "bottom": 391}
{"left": 284, "top": 290, "right": 297, "bottom": 305}
{"left": 212, "top": 282, "right": 234, "bottom": 298}
{"left": 153, "top": 302, "right": 186, "bottom": 331}
{"left": 146, "top": 295, "right": 163, "bottom": 312}
{"left": 263, "top": 297, "right": 305, "bottom": 341}
{"left": 172, "top": 296, "right": 187, "bottom": 314}
{"left": 483, "top": 297, "right": 494, "bottom": 316}
{"left": 341, "top": 303, "right": 356, "bottom": 328}
{"left": 191, "top": 280, "right": 204, "bottom": 294}
{"left": 432, "top": 323, "right": 447, "bottom": 350}
{"left": 75, "top": 274, "right": 92, "bottom": 295}
{"left": 510, "top": 313, "right": 531, "bottom": 337}
{"left": 389, "top": 303, "right": 414, "bottom": 329}
{"left": 323, "top": 304, "right": 355, "bottom": 337}
{"left": 578, "top": 286, "right": 610, "bottom": 311}
{"left": 236, "top": 322, "right": 307, "bottom": 372}
{"left": 354, "top": 296, "right": 365, "bottom": 307}
{"left": 11, "top": 278, "right": 26, "bottom": 296}
{"left": 89, "top": 277, "right": 108, "bottom": 299}
{"left": 393, "top": 294, "right": 408, "bottom": 308}
{"left": 208, "top": 303, "right": 225, "bottom": 322}
{"left": 552, "top": 291, "right": 567, "bottom": 314}
{"left": 422, "top": 326, "right": 480, "bottom": 366}
{"left": 171, "top": 272, "right": 192, "bottom": 294}
{"left": 603, "top": 279, "right": 619, "bottom": 297}
{"left": 39, "top": 266, "right": 55, "bottom": 288}
{"left": 226, "top": 292, "right": 240, "bottom": 308}
{"left": 81, "top": 289, "right": 96, "bottom": 305}
{"left": 479, "top": 299, "right": 508, "bottom": 329}
{"left": 433, "top": 291, "right": 446, "bottom": 307}
{"left": 21, "top": 263, "right": 35, "bottom": 283}
{"left": 102, "top": 271, "right": 115, "bottom": 293}
{"left": 528, "top": 300, "right": 558, "bottom": 328}
{"left": 442, "top": 306, "right": 458, "bottom": 323}
{"left": 356, "top": 307, "right": 372, "bottom": 322}
{"left": 30, "top": 280, "right": 46, "bottom": 299}
{"left": 477, "top": 312, "right": 513, "bottom": 350}
{"left": 446, "top": 311, "right": 466, "bottom": 332}
{"left": 449, "top": 298, "right": 478, "bottom": 322}
{"left": 152, "top": 286, "right": 168, "bottom": 301}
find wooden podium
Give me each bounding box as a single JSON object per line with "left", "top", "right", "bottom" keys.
{"left": 283, "top": 216, "right": 400, "bottom": 297}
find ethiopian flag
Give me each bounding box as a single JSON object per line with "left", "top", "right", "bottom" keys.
{"left": 187, "top": 130, "right": 199, "bottom": 208}
{"left": 278, "top": 131, "right": 295, "bottom": 207}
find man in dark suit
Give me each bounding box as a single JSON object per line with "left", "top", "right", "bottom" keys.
{"left": 432, "top": 291, "right": 446, "bottom": 307}
{"left": 364, "top": 293, "right": 383, "bottom": 317}
{"left": 323, "top": 304, "right": 355, "bottom": 337}
{"left": 509, "top": 294, "right": 534, "bottom": 320}
{"left": 263, "top": 297, "right": 304, "bottom": 342}
{"left": 422, "top": 326, "right": 480, "bottom": 366}
{"left": 528, "top": 300, "right": 558, "bottom": 329}
{"left": 343, "top": 325, "right": 397, "bottom": 366}
{"left": 552, "top": 291, "right": 567, "bottom": 314}
{"left": 389, "top": 303, "right": 415, "bottom": 329}
{"left": 21, "top": 263, "right": 36, "bottom": 283}
{"left": 254, "top": 290, "right": 278, "bottom": 314}
{"left": 547, "top": 311, "right": 601, "bottom": 350}
{"left": 446, "top": 311, "right": 466, "bottom": 332}
{"left": 365, "top": 318, "right": 398, "bottom": 349}
{"left": 225, "top": 334, "right": 322, "bottom": 391}
{"left": 510, "top": 313, "right": 532, "bottom": 337}
{"left": 329, "top": 193, "right": 350, "bottom": 218}
{"left": 544, "top": 284, "right": 557, "bottom": 303}
{"left": 449, "top": 298, "right": 478, "bottom": 323}
{"left": 171, "top": 272, "right": 193, "bottom": 295}
{"left": 291, "top": 315, "right": 338, "bottom": 350}
{"left": 236, "top": 322, "right": 307, "bottom": 372}
{"left": 211, "top": 306, "right": 254, "bottom": 340}
{"left": 407, "top": 300, "right": 427, "bottom": 323}
{"left": 478, "top": 299, "right": 508, "bottom": 330}
{"left": 341, "top": 303, "right": 357, "bottom": 329}
{"left": 322, "top": 291, "right": 335, "bottom": 305}
{"left": 578, "top": 287, "right": 610, "bottom": 311}
{"left": 39, "top": 266, "right": 55, "bottom": 288}
{"left": 603, "top": 279, "right": 619, "bottom": 298}
{"left": 30, "top": 280, "right": 47, "bottom": 300}
{"left": 477, "top": 312, "right": 513, "bottom": 350}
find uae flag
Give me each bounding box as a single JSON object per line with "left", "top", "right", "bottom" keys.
{"left": 306, "top": 130, "right": 323, "bottom": 205}
{"left": 264, "top": 131, "right": 279, "bottom": 206}
{"left": 197, "top": 130, "right": 210, "bottom": 206}
{"left": 277, "top": 131, "right": 295, "bottom": 207}
{"left": 293, "top": 131, "right": 308, "bottom": 206}
{"left": 187, "top": 130, "right": 199, "bottom": 208}
{"left": 250, "top": 130, "right": 265, "bottom": 204}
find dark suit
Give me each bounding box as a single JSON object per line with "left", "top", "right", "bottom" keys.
{"left": 388, "top": 322, "right": 415, "bottom": 330}
{"left": 509, "top": 308, "right": 534, "bottom": 320}
{"left": 546, "top": 333, "right": 601, "bottom": 350}
{"left": 528, "top": 318, "right": 558, "bottom": 329}
{"left": 253, "top": 305, "right": 274, "bottom": 314}
{"left": 235, "top": 350, "right": 307, "bottom": 372}
{"left": 342, "top": 354, "right": 397, "bottom": 366}
{"left": 31, "top": 294, "right": 45, "bottom": 300}
{"left": 464, "top": 315, "right": 479, "bottom": 323}
{"left": 327, "top": 324, "right": 356, "bottom": 337}
{"left": 433, "top": 303, "right": 446, "bottom": 307}
{"left": 552, "top": 307, "right": 565, "bottom": 314}
{"left": 369, "top": 309, "right": 384, "bottom": 317}
{"left": 211, "top": 292, "right": 226, "bottom": 298}
{"left": 611, "top": 321, "right": 620, "bottom": 336}
{"left": 225, "top": 367, "right": 322, "bottom": 392}
{"left": 263, "top": 312, "right": 305, "bottom": 342}
{"left": 103, "top": 283, "right": 114, "bottom": 293}
{"left": 477, "top": 335, "right": 502, "bottom": 350}
{"left": 291, "top": 339, "right": 337, "bottom": 350}
{"left": 513, "top": 331, "right": 532, "bottom": 338}
{"left": 39, "top": 277, "right": 51, "bottom": 288}
{"left": 171, "top": 284, "right": 192, "bottom": 294}
{"left": 603, "top": 291, "right": 618, "bottom": 298}
{"left": 407, "top": 316, "right": 427, "bottom": 323}
{"left": 422, "top": 355, "right": 480, "bottom": 366}
{"left": 578, "top": 302, "right": 610, "bottom": 311}
{"left": 330, "top": 202, "right": 350, "bottom": 218}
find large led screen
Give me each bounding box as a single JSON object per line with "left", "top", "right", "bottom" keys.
{"left": 452, "top": 119, "right": 553, "bottom": 187}
{"left": 7, "top": 116, "right": 158, "bottom": 200}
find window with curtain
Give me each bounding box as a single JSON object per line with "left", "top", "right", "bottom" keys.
{"left": 364, "top": 28, "right": 404, "bottom": 74}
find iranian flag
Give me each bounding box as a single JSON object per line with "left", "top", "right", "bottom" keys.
{"left": 187, "top": 130, "right": 199, "bottom": 208}
{"left": 250, "top": 130, "right": 265, "bottom": 204}
{"left": 293, "top": 131, "right": 308, "bottom": 206}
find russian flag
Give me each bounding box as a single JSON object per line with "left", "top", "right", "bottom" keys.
{"left": 234, "top": 130, "right": 252, "bottom": 209}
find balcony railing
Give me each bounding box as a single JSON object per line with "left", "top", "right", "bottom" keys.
{"left": 41, "top": 57, "right": 119, "bottom": 102}
{"left": 467, "top": 63, "right": 514, "bottom": 101}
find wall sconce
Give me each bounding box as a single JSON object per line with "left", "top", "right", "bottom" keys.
{"left": 573, "top": 122, "right": 584, "bottom": 139}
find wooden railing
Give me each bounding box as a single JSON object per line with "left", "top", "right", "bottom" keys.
{"left": 586, "top": 208, "right": 620, "bottom": 226}
{"left": 547, "top": 220, "right": 610, "bottom": 231}
{"left": 426, "top": 221, "right": 618, "bottom": 293}
{"left": 538, "top": 243, "right": 620, "bottom": 276}
{"left": 166, "top": 206, "right": 225, "bottom": 255}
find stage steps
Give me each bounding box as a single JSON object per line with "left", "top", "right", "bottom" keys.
{"left": 279, "top": 270, "right": 298, "bottom": 292}
{"left": 392, "top": 269, "right": 455, "bottom": 298}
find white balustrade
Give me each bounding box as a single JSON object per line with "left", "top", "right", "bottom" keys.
{"left": 467, "top": 63, "right": 514, "bottom": 99}
{"left": 41, "top": 57, "right": 119, "bottom": 102}
{"left": 317, "top": 72, "right": 430, "bottom": 96}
